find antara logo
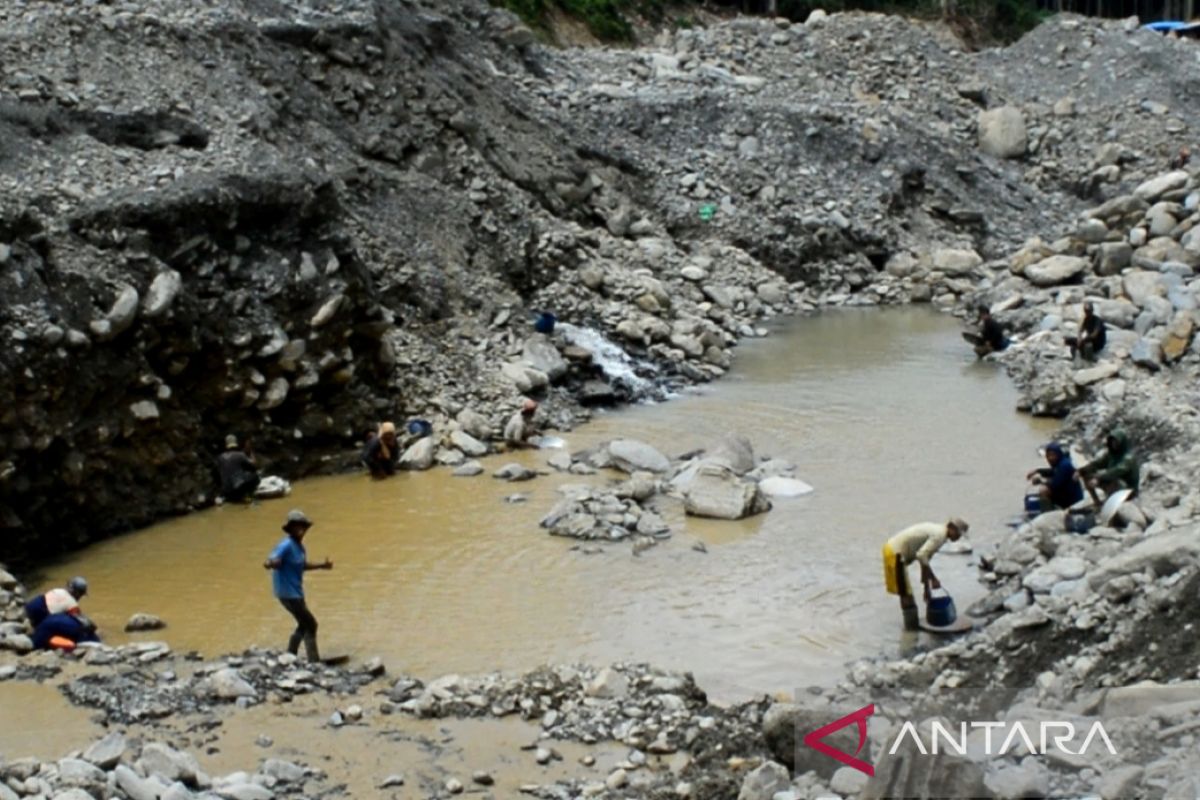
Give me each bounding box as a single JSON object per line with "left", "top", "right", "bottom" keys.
{"left": 802, "top": 705, "right": 1120, "bottom": 778}
{"left": 802, "top": 704, "right": 876, "bottom": 777}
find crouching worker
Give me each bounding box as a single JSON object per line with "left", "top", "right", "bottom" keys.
{"left": 25, "top": 576, "right": 96, "bottom": 633}
{"left": 361, "top": 421, "right": 400, "bottom": 478}
{"left": 882, "top": 519, "right": 968, "bottom": 630}
{"left": 32, "top": 613, "right": 100, "bottom": 651}
{"left": 218, "top": 435, "right": 259, "bottom": 503}
{"left": 1080, "top": 428, "right": 1140, "bottom": 506}
{"left": 504, "top": 399, "right": 539, "bottom": 449}
{"left": 1026, "top": 443, "right": 1084, "bottom": 511}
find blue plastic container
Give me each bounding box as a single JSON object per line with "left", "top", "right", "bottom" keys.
{"left": 534, "top": 312, "right": 557, "bottom": 334}
{"left": 1024, "top": 492, "right": 1042, "bottom": 516}
{"left": 406, "top": 419, "right": 433, "bottom": 438}
{"left": 926, "top": 590, "right": 957, "bottom": 627}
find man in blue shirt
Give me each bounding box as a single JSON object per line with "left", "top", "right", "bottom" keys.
{"left": 1026, "top": 442, "right": 1084, "bottom": 511}
{"left": 263, "top": 509, "right": 332, "bottom": 661}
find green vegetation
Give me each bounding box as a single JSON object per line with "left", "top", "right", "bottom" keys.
{"left": 492, "top": 0, "right": 1046, "bottom": 44}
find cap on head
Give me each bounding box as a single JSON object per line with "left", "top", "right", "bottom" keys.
{"left": 67, "top": 576, "right": 88, "bottom": 597}
{"left": 283, "top": 509, "right": 313, "bottom": 533}
{"left": 380, "top": 421, "right": 397, "bottom": 437}
{"left": 225, "top": 434, "right": 239, "bottom": 450}
{"left": 521, "top": 398, "right": 538, "bottom": 415}
{"left": 949, "top": 518, "right": 969, "bottom": 536}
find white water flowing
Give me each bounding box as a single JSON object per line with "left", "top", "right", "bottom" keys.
{"left": 556, "top": 322, "right": 656, "bottom": 397}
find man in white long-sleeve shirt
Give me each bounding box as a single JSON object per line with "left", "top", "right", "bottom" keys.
{"left": 882, "top": 518, "right": 968, "bottom": 629}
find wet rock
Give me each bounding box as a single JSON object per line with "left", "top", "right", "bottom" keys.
{"left": 493, "top": 463, "right": 536, "bottom": 481}
{"left": 522, "top": 335, "right": 567, "bottom": 381}
{"left": 399, "top": 438, "right": 435, "bottom": 470}
{"left": 378, "top": 775, "right": 405, "bottom": 788}
{"left": 608, "top": 439, "right": 670, "bottom": 474}
{"left": 978, "top": 106, "right": 1027, "bottom": 159}
{"left": 125, "top": 613, "right": 166, "bottom": 632}
{"left": 678, "top": 462, "right": 770, "bottom": 519}
{"left": 452, "top": 461, "right": 483, "bottom": 477}
{"left": 257, "top": 378, "right": 289, "bottom": 411}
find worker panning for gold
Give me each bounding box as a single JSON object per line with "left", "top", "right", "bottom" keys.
{"left": 881, "top": 518, "right": 968, "bottom": 630}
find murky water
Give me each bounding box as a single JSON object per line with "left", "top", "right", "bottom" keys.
{"left": 31, "top": 308, "right": 1054, "bottom": 701}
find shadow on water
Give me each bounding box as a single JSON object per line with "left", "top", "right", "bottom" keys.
{"left": 32, "top": 308, "right": 1056, "bottom": 702}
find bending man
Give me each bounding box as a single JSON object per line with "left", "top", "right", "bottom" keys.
{"left": 882, "top": 518, "right": 968, "bottom": 630}
{"left": 1026, "top": 442, "right": 1084, "bottom": 511}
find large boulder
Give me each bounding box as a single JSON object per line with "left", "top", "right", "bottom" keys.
{"left": 930, "top": 248, "right": 983, "bottom": 275}
{"left": 399, "top": 438, "right": 435, "bottom": 470}
{"left": 1133, "top": 170, "right": 1189, "bottom": 201}
{"left": 1122, "top": 270, "right": 1168, "bottom": 309}
{"left": 978, "top": 106, "right": 1027, "bottom": 159}
{"left": 449, "top": 430, "right": 488, "bottom": 458}
{"left": 521, "top": 335, "right": 567, "bottom": 382}
{"left": 499, "top": 361, "right": 549, "bottom": 393}
{"left": 1025, "top": 255, "right": 1087, "bottom": 287}
{"left": 763, "top": 703, "right": 869, "bottom": 778}
{"left": 456, "top": 408, "right": 493, "bottom": 440}
{"left": 608, "top": 439, "right": 670, "bottom": 474}
{"left": 679, "top": 462, "right": 770, "bottom": 520}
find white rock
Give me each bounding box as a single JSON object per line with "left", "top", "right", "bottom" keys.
{"left": 830, "top": 765, "right": 870, "bottom": 795}
{"left": 758, "top": 476, "right": 814, "bottom": 498}
{"left": 449, "top": 430, "right": 488, "bottom": 457}
{"left": 142, "top": 270, "right": 183, "bottom": 318}
{"left": 931, "top": 248, "right": 983, "bottom": 275}
{"left": 978, "top": 106, "right": 1027, "bottom": 159}
{"left": 210, "top": 668, "right": 256, "bottom": 700}
{"left": 586, "top": 667, "right": 629, "bottom": 699}
{"left": 1025, "top": 255, "right": 1087, "bottom": 287}
{"left": 737, "top": 761, "right": 790, "bottom": 800}
{"left": 399, "top": 438, "right": 435, "bottom": 470}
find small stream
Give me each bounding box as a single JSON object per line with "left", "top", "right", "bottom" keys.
{"left": 29, "top": 308, "right": 1055, "bottom": 702}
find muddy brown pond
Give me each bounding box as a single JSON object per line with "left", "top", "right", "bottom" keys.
{"left": 30, "top": 308, "right": 1055, "bottom": 702}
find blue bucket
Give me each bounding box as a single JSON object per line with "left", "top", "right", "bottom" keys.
{"left": 925, "top": 591, "right": 957, "bottom": 627}
{"left": 1024, "top": 492, "right": 1043, "bottom": 515}
{"left": 406, "top": 419, "right": 432, "bottom": 438}
{"left": 534, "top": 312, "right": 556, "bottom": 335}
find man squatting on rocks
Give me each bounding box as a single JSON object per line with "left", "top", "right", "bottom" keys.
{"left": 1026, "top": 442, "right": 1084, "bottom": 512}
{"left": 217, "top": 434, "right": 259, "bottom": 502}
{"left": 25, "top": 576, "right": 99, "bottom": 649}
{"left": 973, "top": 306, "right": 1009, "bottom": 358}
{"left": 1066, "top": 301, "right": 1107, "bottom": 362}
{"left": 504, "top": 399, "right": 540, "bottom": 448}
{"left": 264, "top": 510, "right": 332, "bottom": 661}
{"left": 882, "top": 518, "right": 968, "bottom": 629}
{"left": 1079, "top": 427, "right": 1140, "bottom": 507}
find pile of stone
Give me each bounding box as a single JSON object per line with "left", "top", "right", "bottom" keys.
{"left": 0, "top": 734, "right": 321, "bottom": 800}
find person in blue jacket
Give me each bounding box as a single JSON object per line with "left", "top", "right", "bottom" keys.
{"left": 32, "top": 613, "right": 100, "bottom": 650}
{"left": 1026, "top": 442, "right": 1084, "bottom": 511}
{"left": 263, "top": 509, "right": 332, "bottom": 662}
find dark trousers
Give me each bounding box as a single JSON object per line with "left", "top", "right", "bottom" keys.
{"left": 278, "top": 597, "right": 319, "bottom": 661}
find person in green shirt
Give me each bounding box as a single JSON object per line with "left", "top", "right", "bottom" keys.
{"left": 1080, "top": 428, "right": 1140, "bottom": 506}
